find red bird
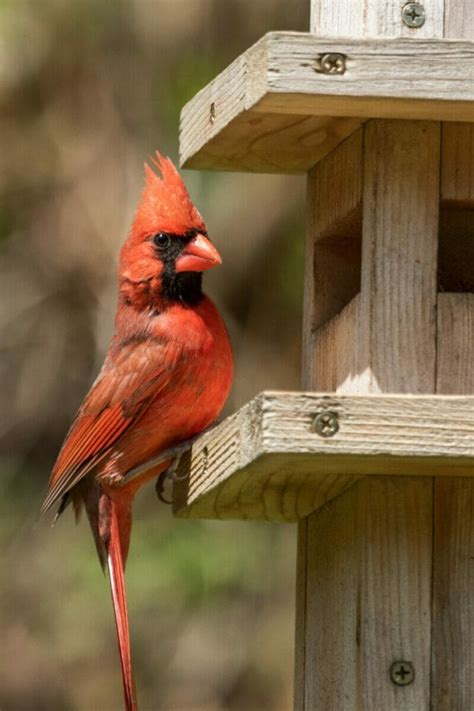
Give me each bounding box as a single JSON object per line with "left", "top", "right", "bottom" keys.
{"left": 41, "top": 154, "right": 233, "bottom": 711}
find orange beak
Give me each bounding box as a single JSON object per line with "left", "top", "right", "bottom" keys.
{"left": 175, "top": 233, "right": 222, "bottom": 273}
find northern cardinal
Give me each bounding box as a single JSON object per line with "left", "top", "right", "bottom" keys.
{"left": 41, "top": 154, "right": 233, "bottom": 711}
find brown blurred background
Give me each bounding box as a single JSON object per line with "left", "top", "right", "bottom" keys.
{"left": 0, "top": 1, "right": 307, "bottom": 709}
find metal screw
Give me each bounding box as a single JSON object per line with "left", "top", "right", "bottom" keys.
{"left": 209, "top": 102, "right": 216, "bottom": 124}
{"left": 314, "top": 53, "right": 346, "bottom": 75}
{"left": 390, "top": 661, "right": 415, "bottom": 686}
{"left": 313, "top": 411, "right": 339, "bottom": 438}
{"left": 201, "top": 445, "right": 209, "bottom": 476}
{"left": 402, "top": 2, "right": 425, "bottom": 28}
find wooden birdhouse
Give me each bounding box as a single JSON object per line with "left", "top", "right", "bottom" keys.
{"left": 175, "top": 0, "right": 474, "bottom": 708}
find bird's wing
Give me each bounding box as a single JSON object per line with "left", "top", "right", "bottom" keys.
{"left": 40, "top": 339, "right": 175, "bottom": 516}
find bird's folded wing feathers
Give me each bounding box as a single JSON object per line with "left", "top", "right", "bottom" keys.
{"left": 40, "top": 339, "right": 174, "bottom": 516}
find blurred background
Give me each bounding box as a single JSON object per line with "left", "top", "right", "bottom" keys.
{"left": 0, "top": 1, "right": 307, "bottom": 709}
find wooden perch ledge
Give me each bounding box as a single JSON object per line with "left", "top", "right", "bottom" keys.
{"left": 173, "top": 391, "right": 474, "bottom": 522}
{"left": 180, "top": 32, "right": 474, "bottom": 173}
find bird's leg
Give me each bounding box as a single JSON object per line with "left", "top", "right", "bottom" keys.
{"left": 155, "top": 429, "right": 217, "bottom": 503}
{"left": 120, "top": 425, "right": 217, "bottom": 490}
{"left": 155, "top": 453, "right": 183, "bottom": 504}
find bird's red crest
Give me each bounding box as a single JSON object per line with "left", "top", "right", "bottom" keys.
{"left": 130, "top": 152, "right": 205, "bottom": 240}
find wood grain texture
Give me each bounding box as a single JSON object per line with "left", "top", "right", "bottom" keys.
{"left": 358, "top": 120, "right": 439, "bottom": 393}
{"left": 311, "top": 295, "right": 361, "bottom": 393}
{"left": 437, "top": 294, "right": 474, "bottom": 394}
{"left": 445, "top": 0, "right": 474, "bottom": 39}
{"left": 303, "top": 130, "right": 362, "bottom": 383}
{"left": 303, "top": 477, "right": 433, "bottom": 710}
{"left": 431, "top": 479, "right": 474, "bottom": 711}
{"left": 304, "top": 129, "right": 362, "bottom": 394}
{"left": 180, "top": 33, "right": 474, "bottom": 173}
{"left": 311, "top": 0, "right": 444, "bottom": 38}
{"left": 172, "top": 392, "right": 474, "bottom": 522}
{"left": 441, "top": 123, "right": 474, "bottom": 206}
{"left": 434, "top": 17, "right": 474, "bottom": 689}
{"left": 307, "top": 129, "right": 362, "bottom": 245}
{"left": 432, "top": 290, "right": 474, "bottom": 711}
{"left": 298, "top": 113, "right": 440, "bottom": 707}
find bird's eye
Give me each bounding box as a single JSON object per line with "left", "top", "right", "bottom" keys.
{"left": 153, "top": 233, "right": 171, "bottom": 250}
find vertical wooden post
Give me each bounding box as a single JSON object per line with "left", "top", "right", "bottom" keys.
{"left": 431, "top": 7, "right": 474, "bottom": 701}
{"left": 299, "top": 121, "right": 438, "bottom": 711}
{"left": 297, "top": 1, "right": 474, "bottom": 709}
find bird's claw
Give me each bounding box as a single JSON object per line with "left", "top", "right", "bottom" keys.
{"left": 155, "top": 471, "right": 171, "bottom": 504}
{"left": 122, "top": 424, "right": 218, "bottom": 499}
{"left": 155, "top": 453, "right": 183, "bottom": 504}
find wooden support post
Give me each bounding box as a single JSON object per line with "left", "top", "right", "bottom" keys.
{"left": 433, "top": 293, "right": 474, "bottom": 708}
{"left": 432, "top": 8, "right": 474, "bottom": 699}
{"left": 299, "top": 118, "right": 439, "bottom": 710}
{"left": 297, "top": 2, "right": 474, "bottom": 710}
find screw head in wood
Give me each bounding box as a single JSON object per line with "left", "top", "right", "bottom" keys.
{"left": 209, "top": 102, "right": 216, "bottom": 124}
{"left": 314, "top": 53, "right": 346, "bottom": 75}
{"left": 313, "top": 411, "right": 339, "bottom": 438}
{"left": 390, "top": 661, "right": 415, "bottom": 686}
{"left": 402, "top": 2, "right": 425, "bottom": 28}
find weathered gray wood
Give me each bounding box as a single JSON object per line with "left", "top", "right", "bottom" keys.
{"left": 437, "top": 294, "right": 474, "bottom": 394}
{"left": 441, "top": 124, "right": 474, "bottom": 206}
{"left": 311, "top": 295, "right": 361, "bottom": 393}
{"left": 431, "top": 292, "right": 474, "bottom": 710}
{"left": 311, "top": 0, "right": 444, "bottom": 38}
{"left": 303, "top": 130, "right": 362, "bottom": 385}
{"left": 431, "top": 478, "right": 474, "bottom": 710}
{"left": 303, "top": 477, "right": 433, "bottom": 710}
{"left": 296, "top": 105, "right": 440, "bottom": 705}
{"left": 445, "top": 0, "right": 474, "bottom": 39}
{"left": 180, "top": 33, "right": 474, "bottom": 173}
{"left": 172, "top": 392, "right": 474, "bottom": 522}
{"left": 433, "top": 0, "right": 474, "bottom": 673}
{"left": 358, "top": 120, "right": 440, "bottom": 394}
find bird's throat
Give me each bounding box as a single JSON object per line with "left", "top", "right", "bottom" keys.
{"left": 119, "top": 270, "right": 203, "bottom": 313}
{"left": 161, "top": 269, "right": 203, "bottom": 306}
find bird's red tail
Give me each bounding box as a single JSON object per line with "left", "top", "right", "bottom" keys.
{"left": 107, "top": 499, "right": 138, "bottom": 711}
{"left": 81, "top": 481, "right": 137, "bottom": 711}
